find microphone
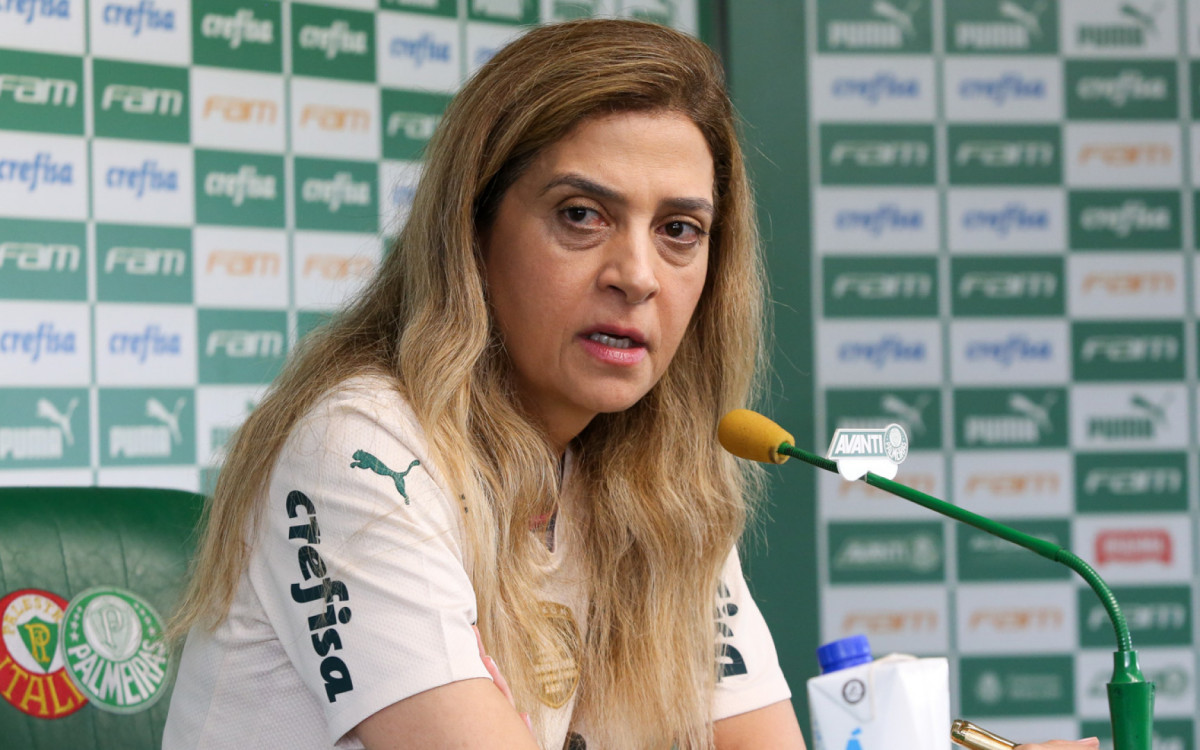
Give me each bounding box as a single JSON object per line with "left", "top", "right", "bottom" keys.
{"left": 719, "top": 409, "right": 1155, "bottom": 750}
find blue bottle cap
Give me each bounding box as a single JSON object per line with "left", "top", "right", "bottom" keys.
{"left": 817, "top": 634, "right": 872, "bottom": 674}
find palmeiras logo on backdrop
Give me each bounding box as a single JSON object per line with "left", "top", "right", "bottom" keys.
{"left": 826, "top": 423, "right": 909, "bottom": 480}
{"left": 0, "top": 49, "right": 83, "bottom": 135}
{"left": 60, "top": 587, "right": 170, "bottom": 713}
{"left": 0, "top": 219, "right": 86, "bottom": 302}
{"left": 0, "top": 588, "right": 88, "bottom": 719}
{"left": 960, "top": 656, "right": 1074, "bottom": 717}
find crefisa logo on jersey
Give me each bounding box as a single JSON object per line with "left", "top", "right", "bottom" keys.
{"left": 0, "top": 588, "right": 88, "bottom": 719}
{"left": 827, "top": 423, "right": 909, "bottom": 480}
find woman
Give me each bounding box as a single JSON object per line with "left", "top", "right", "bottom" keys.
{"left": 163, "top": 18, "right": 1101, "bottom": 750}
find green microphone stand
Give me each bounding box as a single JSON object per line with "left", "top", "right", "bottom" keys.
{"left": 773, "top": 441, "right": 1155, "bottom": 750}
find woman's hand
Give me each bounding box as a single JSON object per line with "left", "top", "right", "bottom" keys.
{"left": 474, "top": 626, "right": 534, "bottom": 735}
{"left": 1016, "top": 739, "right": 1101, "bottom": 749}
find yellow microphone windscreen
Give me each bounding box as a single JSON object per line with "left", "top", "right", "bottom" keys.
{"left": 718, "top": 409, "right": 794, "bottom": 465}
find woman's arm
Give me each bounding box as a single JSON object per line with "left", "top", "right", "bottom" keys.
{"left": 355, "top": 680, "right": 541, "bottom": 750}
{"left": 713, "top": 699, "right": 807, "bottom": 750}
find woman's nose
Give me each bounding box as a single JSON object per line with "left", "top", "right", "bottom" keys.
{"left": 598, "top": 230, "right": 659, "bottom": 304}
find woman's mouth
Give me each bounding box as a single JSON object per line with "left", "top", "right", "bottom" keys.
{"left": 588, "top": 332, "right": 636, "bottom": 349}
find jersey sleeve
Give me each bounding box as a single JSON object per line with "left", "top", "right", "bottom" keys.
{"left": 247, "top": 382, "right": 491, "bottom": 745}
{"left": 712, "top": 546, "right": 793, "bottom": 721}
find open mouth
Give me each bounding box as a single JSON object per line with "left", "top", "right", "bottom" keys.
{"left": 587, "top": 332, "right": 641, "bottom": 349}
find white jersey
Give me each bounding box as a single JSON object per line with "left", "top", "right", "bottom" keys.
{"left": 163, "top": 376, "right": 790, "bottom": 749}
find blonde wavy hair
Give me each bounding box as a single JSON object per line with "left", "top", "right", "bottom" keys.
{"left": 171, "top": 18, "right": 766, "bottom": 750}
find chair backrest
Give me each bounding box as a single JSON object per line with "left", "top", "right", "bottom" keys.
{"left": 0, "top": 486, "right": 205, "bottom": 750}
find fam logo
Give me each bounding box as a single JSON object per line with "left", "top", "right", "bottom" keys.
{"left": 201, "top": 94, "right": 277, "bottom": 125}
{"left": 100, "top": 388, "right": 194, "bottom": 464}
{"left": 0, "top": 220, "right": 85, "bottom": 302}
{"left": 1079, "top": 586, "right": 1190, "bottom": 647}
{"left": 945, "top": 0, "right": 1058, "bottom": 54}
{"left": 292, "top": 4, "right": 374, "bottom": 82}
{"left": 97, "top": 224, "right": 191, "bottom": 304}
{"left": 1073, "top": 322, "right": 1183, "bottom": 381}
{"left": 0, "top": 240, "right": 80, "bottom": 276}
{"left": 952, "top": 257, "right": 1064, "bottom": 317}
{"left": 292, "top": 79, "right": 379, "bottom": 160}
{"left": 948, "top": 125, "right": 1061, "bottom": 184}
{"left": 818, "top": 0, "right": 932, "bottom": 53}
{"left": 1076, "top": 452, "right": 1187, "bottom": 513}
{"left": 955, "top": 388, "right": 1067, "bottom": 449}
{"left": 0, "top": 389, "right": 88, "bottom": 465}
{"left": 193, "top": 1, "right": 281, "bottom": 73}
{"left": 828, "top": 522, "right": 944, "bottom": 583}
{"left": 195, "top": 228, "right": 288, "bottom": 308}
{"left": 965, "top": 605, "right": 1065, "bottom": 634}
{"left": 820, "top": 124, "right": 936, "bottom": 185}
{"left": 1069, "top": 190, "right": 1178, "bottom": 248}
{"left": 1068, "top": 125, "right": 1181, "bottom": 186}
{"left": 381, "top": 89, "right": 449, "bottom": 161}
{"left": 0, "top": 50, "right": 83, "bottom": 135}
{"left": 823, "top": 256, "right": 937, "bottom": 318}
{"left": 840, "top": 609, "right": 939, "bottom": 636}
{"left": 831, "top": 72, "right": 920, "bottom": 105}
{"left": 963, "top": 470, "right": 1061, "bottom": 497}
{"left": 198, "top": 309, "right": 287, "bottom": 385}
{"left": 0, "top": 589, "right": 87, "bottom": 719}
{"left": 93, "top": 60, "right": 189, "bottom": 143}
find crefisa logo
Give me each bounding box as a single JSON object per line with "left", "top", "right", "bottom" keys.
{"left": 831, "top": 73, "right": 920, "bottom": 105}
{"left": 1, "top": 0, "right": 71, "bottom": 24}
{"left": 105, "top": 159, "right": 177, "bottom": 199}
{"left": 389, "top": 32, "right": 451, "bottom": 67}
{"left": 100, "top": 0, "right": 175, "bottom": 37}
{"left": 958, "top": 73, "right": 1046, "bottom": 106}
{"left": 835, "top": 203, "right": 924, "bottom": 236}
{"left": 961, "top": 202, "right": 1049, "bottom": 237}
{"left": 0, "top": 151, "right": 74, "bottom": 192}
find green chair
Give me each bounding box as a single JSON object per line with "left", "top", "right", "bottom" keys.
{"left": 0, "top": 486, "right": 204, "bottom": 750}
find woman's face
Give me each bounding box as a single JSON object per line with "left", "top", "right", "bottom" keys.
{"left": 483, "top": 111, "right": 715, "bottom": 450}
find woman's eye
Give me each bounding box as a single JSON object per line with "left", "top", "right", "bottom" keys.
{"left": 563, "top": 206, "right": 599, "bottom": 225}
{"left": 662, "top": 220, "right": 704, "bottom": 243}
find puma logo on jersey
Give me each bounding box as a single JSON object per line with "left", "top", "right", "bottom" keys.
{"left": 350, "top": 449, "right": 420, "bottom": 504}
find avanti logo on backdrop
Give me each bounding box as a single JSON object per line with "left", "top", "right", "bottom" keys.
{"left": 953, "top": 257, "right": 1064, "bottom": 316}
{"left": 193, "top": 0, "right": 281, "bottom": 72}
{"left": 945, "top": 0, "right": 1059, "bottom": 54}
{"left": 0, "top": 50, "right": 83, "bottom": 135}
{"left": 817, "top": 0, "right": 932, "bottom": 53}
{"left": 948, "top": 125, "right": 1061, "bottom": 184}
{"left": 1069, "top": 191, "right": 1179, "bottom": 249}
{"left": 100, "top": 389, "right": 194, "bottom": 465}
{"left": 94, "top": 59, "right": 189, "bottom": 143}
{"left": 291, "top": 4, "right": 374, "bottom": 82}
{"left": 1076, "top": 452, "right": 1187, "bottom": 513}
{"left": 0, "top": 219, "right": 85, "bottom": 302}
{"left": 828, "top": 522, "right": 944, "bottom": 583}
{"left": 820, "top": 124, "right": 936, "bottom": 185}
{"left": 955, "top": 388, "right": 1067, "bottom": 449}
{"left": 195, "top": 150, "right": 285, "bottom": 228}
{"left": 1073, "top": 322, "right": 1183, "bottom": 381}
{"left": 0, "top": 389, "right": 88, "bottom": 466}
{"left": 826, "top": 388, "right": 941, "bottom": 450}
{"left": 97, "top": 224, "right": 191, "bottom": 304}
{"left": 960, "top": 656, "right": 1074, "bottom": 716}
{"left": 959, "top": 520, "right": 1070, "bottom": 581}
{"left": 823, "top": 256, "right": 937, "bottom": 318}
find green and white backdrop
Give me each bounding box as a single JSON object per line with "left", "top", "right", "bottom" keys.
{"left": 5, "top": 0, "right": 1200, "bottom": 745}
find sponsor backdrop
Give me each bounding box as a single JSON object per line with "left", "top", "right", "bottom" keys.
{"left": 810, "top": 0, "right": 1200, "bottom": 745}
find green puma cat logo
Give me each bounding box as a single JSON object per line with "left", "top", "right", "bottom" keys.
{"left": 350, "top": 450, "right": 420, "bottom": 504}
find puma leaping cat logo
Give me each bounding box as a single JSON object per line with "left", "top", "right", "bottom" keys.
{"left": 350, "top": 450, "right": 420, "bottom": 504}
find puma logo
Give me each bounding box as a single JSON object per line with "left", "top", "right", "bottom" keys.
{"left": 350, "top": 450, "right": 420, "bottom": 504}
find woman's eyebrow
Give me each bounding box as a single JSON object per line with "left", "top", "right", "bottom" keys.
{"left": 540, "top": 172, "right": 714, "bottom": 217}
